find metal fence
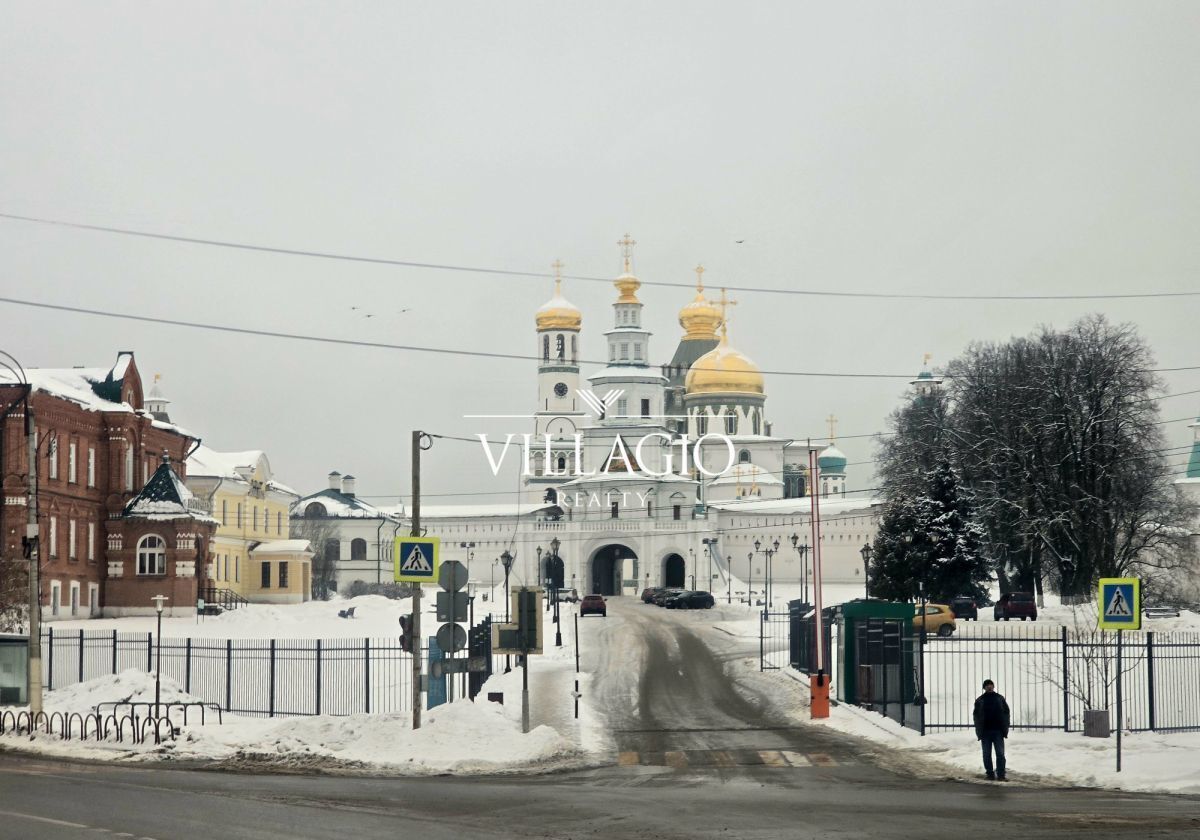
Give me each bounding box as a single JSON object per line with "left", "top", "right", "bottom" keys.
{"left": 919, "top": 626, "right": 1200, "bottom": 734}
{"left": 37, "top": 627, "right": 508, "bottom": 718}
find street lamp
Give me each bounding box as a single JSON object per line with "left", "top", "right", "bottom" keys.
{"left": 500, "top": 550, "right": 515, "bottom": 673}
{"left": 726, "top": 556, "right": 732, "bottom": 604}
{"left": 860, "top": 542, "right": 873, "bottom": 599}
{"left": 151, "top": 594, "right": 169, "bottom": 717}
{"left": 765, "top": 538, "right": 779, "bottom": 608}
{"left": 537, "top": 546, "right": 549, "bottom": 613}
{"left": 790, "top": 533, "right": 810, "bottom": 606}
{"left": 747, "top": 552, "right": 754, "bottom": 606}
{"left": 549, "top": 537, "right": 562, "bottom": 647}
{"left": 701, "top": 537, "right": 717, "bottom": 594}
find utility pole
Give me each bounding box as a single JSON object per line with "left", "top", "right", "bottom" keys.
{"left": 410, "top": 430, "right": 424, "bottom": 731}
{"left": 26, "top": 401, "right": 42, "bottom": 714}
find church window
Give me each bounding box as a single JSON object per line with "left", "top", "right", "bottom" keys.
{"left": 611, "top": 502, "right": 619, "bottom": 519}
{"left": 136, "top": 535, "right": 167, "bottom": 576}
{"left": 726, "top": 415, "right": 737, "bottom": 435}
{"left": 634, "top": 343, "right": 642, "bottom": 360}
{"left": 673, "top": 504, "right": 682, "bottom": 521}
{"left": 351, "top": 538, "right": 367, "bottom": 560}
{"left": 697, "top": 414, "right": 707, "bottom": 435}
{"left": 739, "top": 449, "right": 751, "bottom": 464}
{"left": 557, "top": 455, "right": 567, "bottom": 472}
{"left": 616, "top": 398, "right": 627, "bottom": 418}
{"left": 641, "top": 398, "right": 651, "bottom": 418}
{"left": 752, "top": 413, "right": 761, "bottom": 435}
{"left": 556, "top": 334, "right": 565, "bottom": 360}
{"left": 571, "top": 334, "right": 577, "bottom": 361}
{"left": 609, "top": 344, "right": 616, "bottom": 361}
{"left": 620, "top": 343, "right": 629, "bottom": 360}
{"left": 646, "top": 501, "right": 653, "bottom": 517}
{"left": 543, "top": 335, "right": 549, "bottom": 362}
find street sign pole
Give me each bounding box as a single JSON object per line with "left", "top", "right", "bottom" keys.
{"left": 410, "top": 431, "right": 424, "bottom": 731}
{"left": 1116, "top": 628, "right": 1123, "bottom": 773}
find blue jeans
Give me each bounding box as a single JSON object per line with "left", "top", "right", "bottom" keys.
{"left": 980, "top": 730, "right": 1006, "bottom": 776}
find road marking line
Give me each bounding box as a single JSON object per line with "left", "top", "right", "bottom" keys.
{"left": 664, "top": 750, "right": 689, "bottom": 769}
{"left": 618, "top": 751, "right": 639, "bottom": 767}
{"left": 759, "top": 750, "right": 788, "bottom": 767}
{"left": 709, "top": 750, "right": 736, "bottom": 768}
{"left": 0, "top": 808, "right": 93, "bottom": 829}
{"left": 809, "top": 753, "right": 837, "bottom": 767}
{"left": 780, "top": 751, "right": 811, "bottom": 766}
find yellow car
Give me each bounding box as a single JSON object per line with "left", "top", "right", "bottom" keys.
{"left": 914, "top": 603, "right": 957, "bottom": 637}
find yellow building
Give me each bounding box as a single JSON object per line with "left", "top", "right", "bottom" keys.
{"left": 186, "top": 445, "right": 312, "bottom": 604}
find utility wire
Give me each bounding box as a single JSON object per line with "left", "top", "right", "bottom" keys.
{"left": 4, "top": 211, "right": 1200, "bottom": 301}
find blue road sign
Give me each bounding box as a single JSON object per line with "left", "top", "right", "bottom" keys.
{"left": 394, "top": 536, "right": 440, "bottom": 583}
{"left": 1098, "top": 578, "right": 1141, "bottom": 630}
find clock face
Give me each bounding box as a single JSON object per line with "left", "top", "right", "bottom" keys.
{"left": 554, "top": 382, "right": 568, "bottom": 398}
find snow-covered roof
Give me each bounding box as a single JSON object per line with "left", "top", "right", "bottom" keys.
{"left": 292, "top": 488, "right": 397, "bottom": 520}
{"left": 398, "top": 503, "right": 557, "bottom": 519}
{"left": 561, "top": 473, "right": 695, "bottom": 487}
{"left": 1, "top": 366, "right": 132, "bottom": 414}
{"left": 587, "top": 366, "right": 669, "bottom": 383}
{"left": 124, "top": 458, "right": 216, "bottom": 523}
{"left": 251, "top": 539, "right": 313, "bottom": 556}
{"left": 708, "top": 494, "right": 880, "bottom": 516}
{"left": 187, "top": 445, "right": 266, "bottom": 480}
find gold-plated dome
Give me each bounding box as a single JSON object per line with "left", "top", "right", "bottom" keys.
{"left": 613, "top": 233, "right": 641, "bottom": 303}
{"left": 685, "top": 327, "right": 764, "bottom": 395}
{"left": 535, "top": 260, "right": 582, "bottom": 330}
{"left": 678, "top": 265, "right": 722, "bottom": 340}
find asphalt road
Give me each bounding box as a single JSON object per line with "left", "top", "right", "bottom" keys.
{"left": 1, "top": 598, "right": 1197, "bottom": 840}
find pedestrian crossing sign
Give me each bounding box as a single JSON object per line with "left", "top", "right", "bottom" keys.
{"left": 394, "top": 536, "right": 440, "bottom": 583}
{"left": 1098, "top": 577, "right": 1140, "bottom": 630}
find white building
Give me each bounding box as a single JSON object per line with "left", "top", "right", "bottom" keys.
{"left": 293, "top": 239, "right": 887, "bottom": 601}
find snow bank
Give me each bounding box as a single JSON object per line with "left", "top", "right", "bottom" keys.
{"left": 4, "top": 645, "right": 589, "bottom": 776}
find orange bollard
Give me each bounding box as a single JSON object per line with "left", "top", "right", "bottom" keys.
{"left": 810, "top": 673, "right": 830, "bottom": 719}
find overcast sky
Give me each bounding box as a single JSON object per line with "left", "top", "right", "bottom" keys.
{"left": 2, "top": 1, "right": 1197, "bottom": 502}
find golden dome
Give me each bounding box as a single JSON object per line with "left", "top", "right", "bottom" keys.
{"left": 679, "top": 265, "right": 722, "bottom": 340}
{"left": 535, "top": 261, "right": 582, "bottom": 330}
{"left": 614, "top": 272, "right": 641, "bottom": 304}
{"left": 685, "top": 331, "right": 764, "bottom": 395}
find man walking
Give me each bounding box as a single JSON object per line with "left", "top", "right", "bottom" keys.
{"left": 973, "top": 679, "right": 1010, "bottom": 780}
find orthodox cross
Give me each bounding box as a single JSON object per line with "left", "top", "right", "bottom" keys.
{"left": 551, "top": 259, "right": 565, "bottom": 293}
{"left": 826, "top": 414, "right": 838, "bottom": 442}
{"left": 694, "top": 264, "right": 706, "bottom": 292}
{"left": 617, "top": 233, "right": 637, "bottom": 272}
{"left": 712, "top": 287, "right": 738, "bottom": 337}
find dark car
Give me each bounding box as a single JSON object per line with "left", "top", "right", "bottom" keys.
{"left": 652, "top": 588, "right": 685, "bottom": 606}
{"left": 994, "top": 592, "right": 1037, "bottom": 621}
{"left": 580, "top": 594, "right": 607, "bottom": 617}
{"left": 950, "top": 596, "right": 979, "bottom": 621}
{"left": 663, "top": 590, "right": 716, "bottom": 610}
{"left": 641, "top": 587, "right": 665, "bottom": 604}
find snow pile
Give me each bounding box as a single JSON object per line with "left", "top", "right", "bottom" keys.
{"left": 3, "top": 667, "right": 584, "bottom": 776}
{"left": 42, "top": 669, "right": 202, "bottom": 715}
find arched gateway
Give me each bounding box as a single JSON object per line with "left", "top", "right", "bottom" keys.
{"left": 590, "top": 544, "right": 637, "bottom": 596}
{"left": 662, "top": 553, "right": 686, "bottom": 588}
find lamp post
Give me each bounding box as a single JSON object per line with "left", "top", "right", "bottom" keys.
{"left": 701, "top": 537, "right": 717, "bottom": 594}
{"left": 906, "top": 532, "right": 927, "bottom": 707}
{"left": 726, "top": 556, "right": 732, "bottom": 604}
{"left": 860, "top": 542, "right": 873, "bottom": 599}
{"left": 790, "top": 534, "right": 810, "bottom": 605}
{"left": 747, "top": 552, "right": 754, "bottom": 606}
{"left": 151, "top": 594, "right": 169, "bottom": 717}
{"left": 550, "top": 537, "right": 562, "bottom": 647}
{"left": 500, "top": 550, "right": 515, "bottom": 673}
{"left": 537, "top": 546, "right": 549, "bottom": 613}
{"left": 764, "top": 538, "right": 779, "bottom": 608}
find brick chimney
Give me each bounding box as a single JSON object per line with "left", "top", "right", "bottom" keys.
{"left": 342, "top": 475, "right": 357, "bottom": 498}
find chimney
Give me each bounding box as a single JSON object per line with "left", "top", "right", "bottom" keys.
{"left": 342, "top": 475, "right": 357, "bottom": 498}
{"left": 328, "top": 470, "right": 342, "bottom": 491}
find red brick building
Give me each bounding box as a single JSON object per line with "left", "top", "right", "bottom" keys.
{"left": 1, "top": 352, "right": 215, "bottom": 617}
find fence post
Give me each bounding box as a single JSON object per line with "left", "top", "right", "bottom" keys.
{"left": 1061, "top": 624, "right": 1070, "bottom": 732}
{"left": 315, "top": 639, "right": 322, "bottom": 716}
{"left": 759, "top": 610, "right": 765, "bottom": 672}
{"left": 78, "top": 629, "right": 85, "bottom": 684}
{"left": 225, "top": 639, "right": 232, "bottom": 712}
{"left": 146, "top": 632, "right": 152, "bottom": 672}
{"left": 47, "top": 626, "right": 54, "bottom": 691}
{"left": 185, "top": 638, "right": 192, "bottom": 694}
{"left": 1146, "top": 631, "right": 1155, "bottom": 732}
{"left": 364, "top": 638, "right": 371, "bottom": 714}
{"left": 268, "top": 639, "right": 276, "bottom": 718}
{"left": 112, "top": 629, "right": 117, "bottom": 675}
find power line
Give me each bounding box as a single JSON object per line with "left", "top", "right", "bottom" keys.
{"left": 4, "top": 210, "right": 1200, "bottom": 301}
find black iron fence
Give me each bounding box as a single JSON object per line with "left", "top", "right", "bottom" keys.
{"left": 917, "top": 626, "right": 1200, "bottom": 734}
{"left": 37, "top": 626, "right": 503, "bottom": 718}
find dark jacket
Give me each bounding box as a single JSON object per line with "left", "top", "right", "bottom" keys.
{"left": 973, "top": 691, "right": 1010, "bottom": 738}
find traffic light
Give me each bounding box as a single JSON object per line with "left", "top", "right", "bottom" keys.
{"left": 398, "top": 614, "right": 413, "bottom": 653}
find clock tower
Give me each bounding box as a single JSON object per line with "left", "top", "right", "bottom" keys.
{"left": 529, "top": 260, "right": 586, "bottom": 504}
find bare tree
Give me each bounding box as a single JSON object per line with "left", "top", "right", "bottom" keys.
{"left": 291, "top": 516, "right": 340, "bottom": 601}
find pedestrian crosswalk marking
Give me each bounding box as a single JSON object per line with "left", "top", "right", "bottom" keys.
{"left": 615, "top": 749, "right": 841, "bottom": 768}
{"left": 401, "top": 545, "right": 432, "bottom": 573}
{"left": 1106, "top": 588, "right": 1131, "bottom": 617}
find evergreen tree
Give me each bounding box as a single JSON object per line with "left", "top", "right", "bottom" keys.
{"left": 870, "top": 462, "right": 990, "bottom": 603}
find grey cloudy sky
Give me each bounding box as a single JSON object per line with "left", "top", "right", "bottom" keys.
{"left": 2, "top": 1, "right": 1197, "bottom": 501}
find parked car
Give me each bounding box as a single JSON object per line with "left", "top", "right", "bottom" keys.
{"left": 913, "top": 603, "right": 957, "bottom": 637}
{"left": 949, "top": 596, "right": 978, "bottom": 621}
{"left": 663, "top": 590, "right": 716, "bottom": 610}
{"left": 994, "top": 592, "right": 1038, "bottom": 621}
{"left": 580, "top": 594, "right": 607, "bottom": 617}
{"left": 641, "top": 587, "right": 665, "bottom": 604}
{"left": 652, "top": 588, "right": 685, "bottom": 606}
{"left": 555, "top": 588, "right": 579, "bottom": 604}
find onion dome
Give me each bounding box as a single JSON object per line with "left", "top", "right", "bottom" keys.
{"left": 613, "top": 233, "right": 641, "bottom": 304}
{"left": 817, "top": 444, "right": 847, "bottom": 474}
{"left": 679, "top": 265, "right": 722, "bottom": 340}
{"left": 535, "top": 261, "right": 582, "bottom": 330}
{"left": 685, "top": 328, "right": 764, "bottom": 395}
